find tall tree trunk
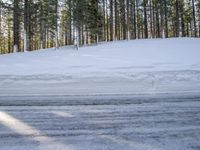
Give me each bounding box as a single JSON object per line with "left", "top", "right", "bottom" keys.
{"left": 127, "top": 0, "right": 130, "bottom": 39}
{"left": 192, "top": 0, "right": 197, "bottom": 37}
{"left": 149, "top": 0, "right": 153, "bottom": 38}
{"left": 144, "top": 0, "right": 148, "bottom": 38}
{"left": 28, "top": 0, "right": 32, "bottom": 50}
{"left": 110, "top": 0, "right": 113, "bottom": 41}
{"left": 13, "top": 0, "right": 20, "bottom": 52}
{"left": 103, "top": 0, "right": 106, "bottom": 41}
{"left": 106, "top": 0, "right": 109, "bottom": 41}
{"left": 199, "top": 24, "right": 200, "bottom": 37}
{"left": 121, "top": 0, "right": 126, "bottom": 40}
{"left": 130, "top": 0, "right": 136, "bottom": 39}
{"left": 0, "top": 0, "right": 2, "bottom": 52}
{"left": 24, "top": 0, "right": 29, "bottom": 52}
{"left": 69, "top": 0, "right": 72, "bottom": 44}
{"left": 175, "top": 0, "right": 180, "bottom": 37}
{"left": 180, "top": 1, "right": 185, "bottom": 37}
{"left": 133, "top": 0, "right": 137, "bottom": 39}
{"left": 114, "top": 0, "right": 118, "bottom": 40}
{"left": 164, "top": 0, "right": 168, "bottom": 38}
{"left": 55, "top": 0, "right": 59, "bottom": 50}
{"left": 160, "top": 0, "right": 165, "bottom": 38}
{"left": 155, "top": 2, "right": 160, "bottom": 38}
{"left": 152, "top": 1, "right": 156, "bottom": 38}
{"left": 136, "top": 0, "right": 139, "bottom": 38}
{"left": 8, "top": 26, "right": 12, "bottom": 53}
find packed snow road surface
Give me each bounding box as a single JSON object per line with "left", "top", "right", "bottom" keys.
{"left": 0, "top": 94, "right": 200, "bottom": 150}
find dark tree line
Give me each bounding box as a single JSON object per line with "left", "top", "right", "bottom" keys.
{"left": 0, "top": 0, "right": 200, "bottom": 54}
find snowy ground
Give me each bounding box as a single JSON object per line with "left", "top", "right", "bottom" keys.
{"left": 0, "top": 38, "right": 200, "bottom": 96}
{"left": 0, "top": 94, "right": 200, "bottom": 150}
{"left": 0, "top": 38, "right": 200, "bottom": 149}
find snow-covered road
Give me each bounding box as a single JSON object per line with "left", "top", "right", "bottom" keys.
{"left": 0, "top": 94, "right": 200, "bottom": 150}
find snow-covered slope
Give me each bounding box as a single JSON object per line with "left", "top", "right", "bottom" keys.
{"left": 0, "top": 38, "right": 200, "bottom": 96}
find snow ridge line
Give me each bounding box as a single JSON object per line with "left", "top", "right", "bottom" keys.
{"left": 0, "top": 70, "right": 200, "bottom": 81}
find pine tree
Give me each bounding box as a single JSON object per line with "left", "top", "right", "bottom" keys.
{"left": 1, "top": 0, "right": 200, "bottom": 54}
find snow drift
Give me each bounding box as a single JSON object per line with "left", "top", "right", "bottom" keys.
{"left": 0, "top": 38, "right": 200, "bottom": 96}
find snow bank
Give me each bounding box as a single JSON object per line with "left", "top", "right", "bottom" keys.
{"left": 0, "top": 38, "right": 200, "bottom": 96}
